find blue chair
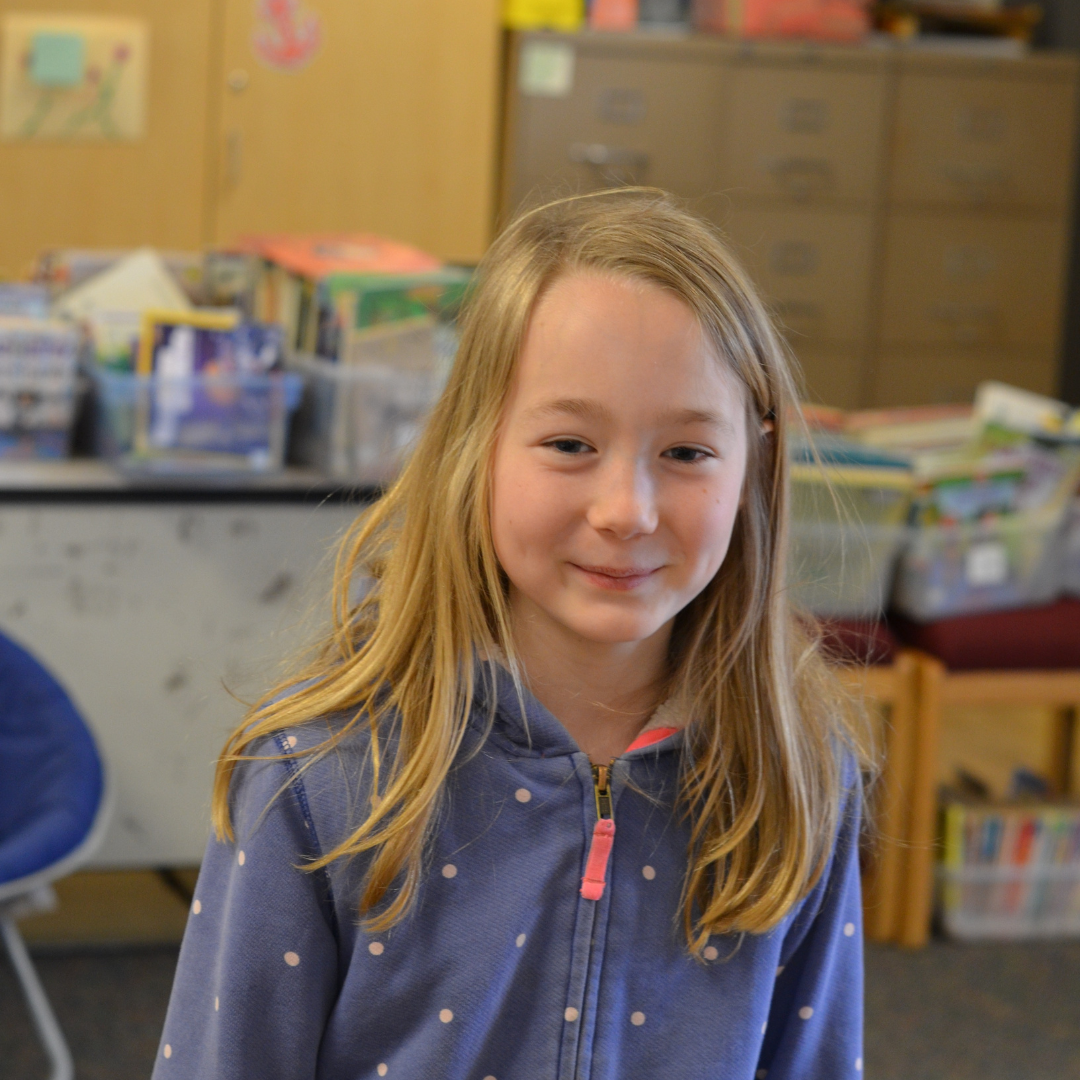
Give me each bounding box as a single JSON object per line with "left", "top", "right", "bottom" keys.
{"left": 0, "top": 632, "right": 110, "bottom": 1080}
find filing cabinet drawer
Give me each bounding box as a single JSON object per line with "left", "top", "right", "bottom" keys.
{"left": 878, "top": 215, "right": 1067, "bottom": 350}
{"left": 720, "top": 63, "right": 887, "bottom": 205}
{"left": 504, "top": 37, "right": 726, "bottom": 215}
{"left": 889, "top": 68, "right": 1079, "bottom": 213}
{"left": 788, "top": 344, "right": 866, "bottom": 410}
{"left": 871, "top": 347, "right": 1058, "bottom": 407}
{"left": 722, "top": 207, "right": 874, "bottom": 345}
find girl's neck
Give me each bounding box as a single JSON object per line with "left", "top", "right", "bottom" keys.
{"left": 508, "top": 594, "right": 670, "bottom": 764}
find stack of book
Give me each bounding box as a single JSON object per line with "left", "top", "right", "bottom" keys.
{"left": 940, "top": 801, "right": 1080, "bottom": 939}
{"left": 208, "top": 234, "right": 470, "bottom": 363}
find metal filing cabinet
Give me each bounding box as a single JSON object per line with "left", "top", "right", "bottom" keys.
{"left": 872, "top": 51, "right": 1079, "bottom": 405}
{"left": 501, "top": 32, "right": 1080, "bottom": 409}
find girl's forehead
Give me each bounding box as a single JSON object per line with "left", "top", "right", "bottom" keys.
{"left": 513, "top": 272, "right": 747, "bottom": 418}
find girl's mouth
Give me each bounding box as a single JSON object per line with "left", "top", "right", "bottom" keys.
{"left": 570, "top": 563, "right": 661, "bottom": 591}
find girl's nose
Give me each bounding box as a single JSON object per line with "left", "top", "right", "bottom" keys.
{"left": 585, "top": 457, "right": 659, "bottom": 539}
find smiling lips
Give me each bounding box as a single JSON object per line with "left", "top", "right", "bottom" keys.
{"left": 571, "top": 563, "right": 661, "bottom": 591}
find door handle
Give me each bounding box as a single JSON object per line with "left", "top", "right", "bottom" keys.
{"left": 764, "top": 156, "right": 835, "bottom": 200}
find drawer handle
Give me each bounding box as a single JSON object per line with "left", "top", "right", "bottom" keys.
{"left": 569, "top": 143, "right": 650, "bottom": 169}
{"left": 938, "top": 163, "right": 1009, "bottom": 193}
{"left": 927, "top": 303, "right": 998, "bottom": 343}
{"left": 764, "top": 156, "right": 835, "bottom": 200}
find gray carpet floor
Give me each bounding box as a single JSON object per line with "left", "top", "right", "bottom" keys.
{"left": 2, "top": 940, "right": 1079, "bottom": 1078}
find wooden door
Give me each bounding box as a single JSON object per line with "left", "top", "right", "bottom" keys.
{"left": 212, "top": 0, "right": 501, "bottom": 263}
{"left": 0, "top": 0, "right": 214, "bottom": 278}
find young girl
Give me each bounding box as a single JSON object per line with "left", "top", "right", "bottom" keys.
{"left": 154, "top": 190, "right": 870, "bottom": 1080}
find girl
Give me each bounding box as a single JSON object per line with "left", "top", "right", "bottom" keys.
{"left": 155, "top": 189, "right": 870, "bottom": 1080}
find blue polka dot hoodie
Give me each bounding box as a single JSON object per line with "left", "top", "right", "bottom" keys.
{"left": 154, "top": 664, "right": 864, "bottom": 1080}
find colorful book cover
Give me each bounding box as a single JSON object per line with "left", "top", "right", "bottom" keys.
{"left": 235, "top": 234, "right": 442, "bottom": 280}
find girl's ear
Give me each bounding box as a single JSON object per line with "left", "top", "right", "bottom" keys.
{"left": 761, "top": 409, "right": 775, "bottom": 436}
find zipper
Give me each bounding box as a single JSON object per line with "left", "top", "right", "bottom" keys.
{"left": 580, "top": 761, "right": 616, "bottom": 901}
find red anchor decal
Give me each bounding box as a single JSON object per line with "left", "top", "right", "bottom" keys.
{"left": 252, "top": 0, "right": 322, "bottom": 71}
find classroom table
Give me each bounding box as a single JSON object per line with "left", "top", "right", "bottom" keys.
{"left": 0, "top": 461, "right": 368, "bottom": 868}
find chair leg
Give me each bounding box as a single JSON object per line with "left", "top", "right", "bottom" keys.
{"left": 1048, "top": 706, "right": 1076, "bottom": 799}
{"left": 0, "top": 914, "right": 74, "bottom": 1080}
{"left": 899, "top": 653, "right": 945, "bottom": 948}
{"left": 865, "top": 652, "right": 919, "bottom": 944}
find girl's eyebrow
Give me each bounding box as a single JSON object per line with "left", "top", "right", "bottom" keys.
{"left": 527, "top": 397, "right": 734, "bottom": 433}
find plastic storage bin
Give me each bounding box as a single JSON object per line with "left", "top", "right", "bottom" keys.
{"left": 1065, "top": 497, "right": 1080, "bottom": 598}
{"left": 289, "top": 356, "right": 446, "bottom": 485}
{"left": 92, "top": 368, "right": 302, "bottom": 476}
{"left": 789, "top": 521, "right": 910, "bottom": 618}
{"left": 788, "top": 461, "right": 913, "bottom": 618}
{"left": 939, "top": 802, "right": 1080, "bottom": 940}
{"left": 0, "top": 317, "right": 80, "bottom": 459}
{"left": 892, "top": 504, "right": 1066, "bottom": 621}
{"left": 289, "top": 321, "right": 455, "bottom": 484}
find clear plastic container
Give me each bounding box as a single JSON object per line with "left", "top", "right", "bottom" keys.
{"left": 892, "top": 504, "right": 1066, "bottom": 621}
{"left": 1064, "top": 497, "right": 1080, "bottom": 598}
{"left": 938, "top": 802, "right": 1080, "bottom": 941}
{"left": 92, "top": 368, "right": 302, "bottom": 476}
{"left": 939, "top": 864, "right": 1080, "bottom": 940}
{"left": 289, "top": 356, "right": 446, "bottom": 485}
{"left": 787, "top": 460, "right": 912, "bottom": 618}
{"left": 0, "top": 317, "right": 80, "bottom": 459}
{"left": 289, "top": 322, "right": 454, "bottom": 485}
{"left": 788, "top": 521, "right": 909, "bottom": 618}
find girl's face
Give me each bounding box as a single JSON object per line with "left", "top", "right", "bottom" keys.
{"left": 491, "top": 272, "right": 751, "bottom": 649}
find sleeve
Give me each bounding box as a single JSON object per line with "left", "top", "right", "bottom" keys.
{"left": 152, "top": 736, "right": 341, "bottom": 1080}
{"left": 754, "top": 760, "right": 865, "bottom": 1080}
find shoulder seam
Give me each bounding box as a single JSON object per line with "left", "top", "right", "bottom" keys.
{"left": 273, "top": 731, "right": 341, "bottom": 942}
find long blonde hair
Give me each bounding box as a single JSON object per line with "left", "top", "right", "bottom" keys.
{"left": 213, "top": 189, "right": 870, "bottom": 949}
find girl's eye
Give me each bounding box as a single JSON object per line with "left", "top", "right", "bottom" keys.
{"left": 547, "top": 439, "right": 592, "bottom": 455}
{"left": 665, "top": 446, "right": 711, "bottom": 464}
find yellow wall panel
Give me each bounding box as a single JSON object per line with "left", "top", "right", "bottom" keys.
{"left": 0, "top": 0, "right": 213, "bottom": 277}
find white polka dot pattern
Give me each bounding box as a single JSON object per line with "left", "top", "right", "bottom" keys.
{"left": 439, "top": 1008, "right": 453, "bottom": 1023}
{"left": 798, "top": 1006, "right": 813, "bottom": 1020}
{"left": 756, "top": 1070, "right": 768, "bottom": 1079}
{"left": 761, "top": 1021, "right": 767, "bottom": 1034}
{"left": 564, "top": 1007, "right": 578, "bottom": 1022}
{"left": 514, "top": 788, "right": 531, "bottom": 803}
{"left": 442, "top": 864, "right": 457, "bottom": 879}
{"left": 843, "top": 922, "right": 856, "bottom": 937}
{"left": 237, "top": 850, "right": 245, "bottom": 866}
{"left": 515, "top": 933, "right": 526, "bottom": 948}
{"left": 163, "top": 1045, "right": 172, "bottom": 1059}
{"left": 284, "top": 951, "right": 300, "bottom": 967}
{"left": 377, "top": 1065, "right": 388, "bottom": 1076}
{"left": 776, "top": 966, "right": 784, "bottom": 977}
{"left": 855, "top": 1058, "right": 863, "bottom": 1071}
{"left": 641, "top": 865, "right": 656, "bottom": 880}
{"left": 214, "top": 996, "right": 219, "bottom": 1012}
{"left": 191, "top": 899, "right": 201, "bottom": 915}
{"left": 703, "top": 946, "right": 719, "bottom": 961}
{"left": 369, "top": 942, "right": 384, "bottom": 956}
{"left": 630, "top": 1011, "right": 645, "bottom": 1026}
{"left": 286, "top": 735, "right": 297, "bottom": 749}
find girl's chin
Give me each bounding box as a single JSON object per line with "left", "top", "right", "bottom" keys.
{"left": 554, "top": 610, "right": 672, "bottom": 647}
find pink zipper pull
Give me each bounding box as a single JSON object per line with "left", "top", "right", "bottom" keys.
{"left": 581, "top": 818, "right": 615, "bottom": 900}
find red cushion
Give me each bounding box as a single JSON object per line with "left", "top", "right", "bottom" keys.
{"left": 816, "top": 619, "right": 898, "bottom": 666}
{"left": 890, "top": 600, "right": 1080, "bottom": 671}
